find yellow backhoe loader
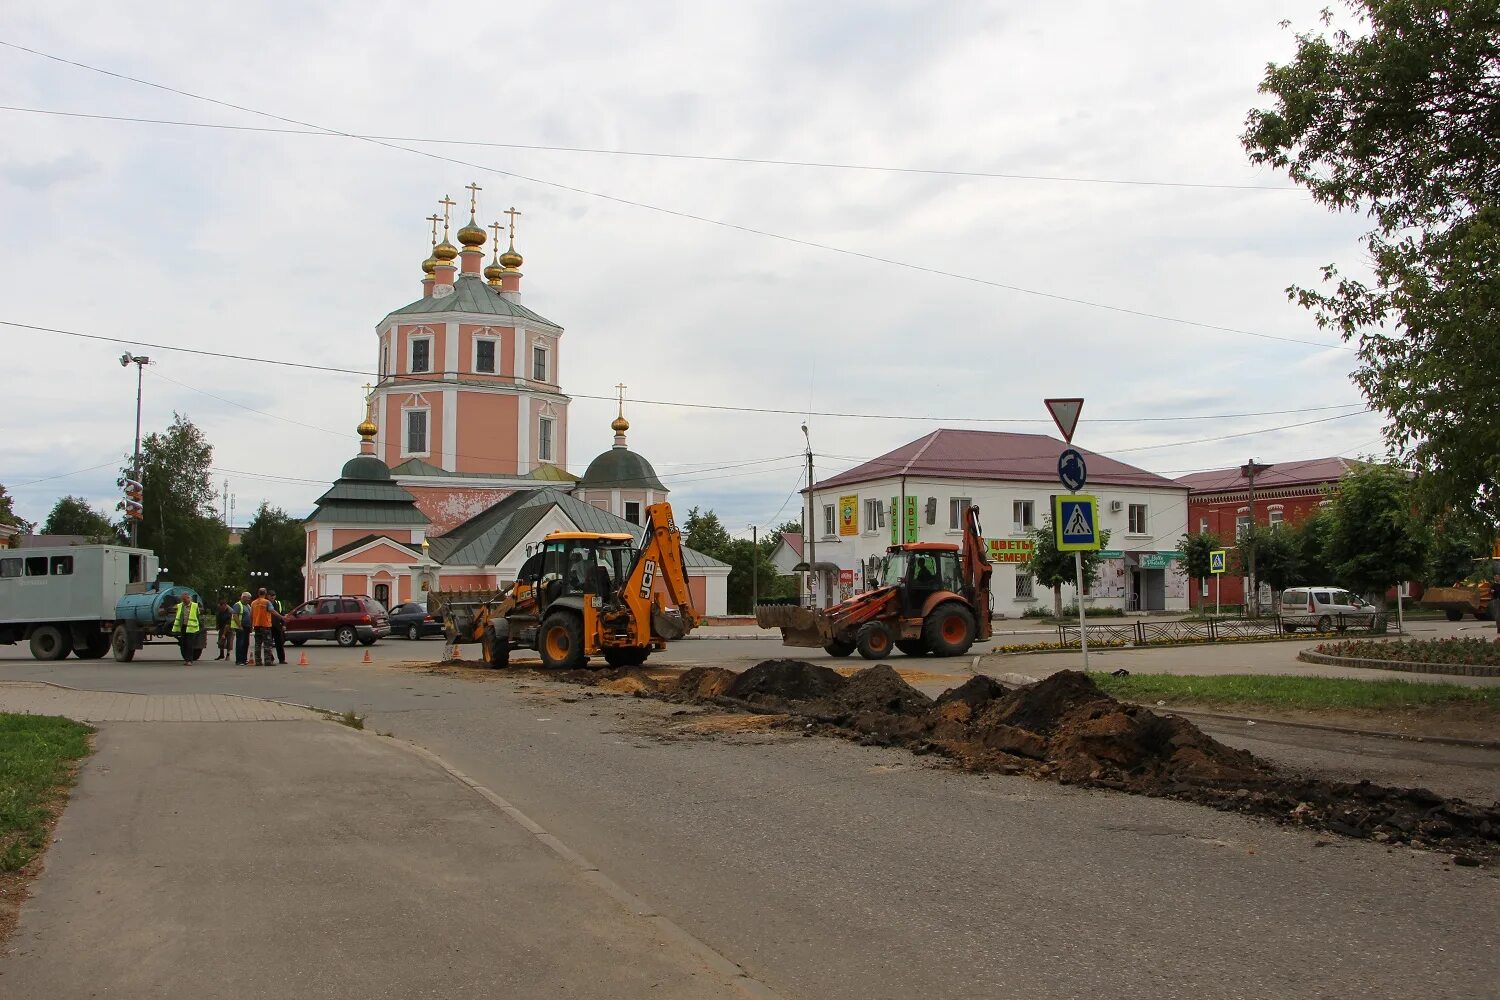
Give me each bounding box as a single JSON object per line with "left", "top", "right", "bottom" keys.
{"left": 438, "top": 501, "right": 699, "bottom": 669}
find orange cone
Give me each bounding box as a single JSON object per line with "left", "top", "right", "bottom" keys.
{"left": 362, "top": 648, "right": 373, "bottom": 664}
{"left": 298, "top": 651, "right": 309, "bottom": 666}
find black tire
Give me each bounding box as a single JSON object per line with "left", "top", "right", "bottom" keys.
{"left": 1445, "top": 608, "right": 1464, "bottom": 622}
{"left": 335, "top": 625, "right": 358, "bottom": 647}
{"left": 895, "top": 639, "right": 928, "bottom": 657}
{"left": 539, "top": 612, "right": 587, "bottom": 670}
{"left": 1476, "top": 609, "right": 1493, "bottom": 622}
{"left": 823, "top": 639, "right": 856, "bottom": 658}
{"left": 1283, "top": 623, "right": 1297, "bottom": 634}
{"left": 29, "top": 625, "right": 71, "bottom": 661}
{"left": 360, "top": 637, "right": 377, "bottom": 646}
{"left": 74, "top": 633, "right": 109, "bottom": 660}
{"left": 1317, "top": 615, "right": 1332, "bottom": 632}
{"left": 290, "top": 637, "right": 306, "bottom": 646}
{"left": 485, "top": 621, "right": 510, "bottom": 668}
{"left": 855, "top": 623, "right": 893, "bottom": 661}
{"left": 603, "top": 646, "right": 651, "bottom": 668}
{"left": 111, "top": 624, "right": 136, "bottom": 663}
{"left": 406, "top": 624, "right": 420, "bottom": 641}
{"left": 924, "top": 604, "right": 976, "bottom": 657}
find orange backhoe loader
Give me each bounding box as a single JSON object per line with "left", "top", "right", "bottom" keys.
{"left": 756, "top": 505, "right": 993, "bottom": 658}
{"left": 451, "top": 501, "right": 698, "bottom": 670}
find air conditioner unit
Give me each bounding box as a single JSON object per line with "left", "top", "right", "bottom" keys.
{"left": 1109, "top": 500, "right": 1124, "bottom": 512}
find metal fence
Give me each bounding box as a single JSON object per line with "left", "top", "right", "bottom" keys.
{"left": 1056, "top": 613, "right": 1390, "bottom": 647}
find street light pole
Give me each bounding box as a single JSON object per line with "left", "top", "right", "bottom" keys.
{"left": 1240, "top": 459, "right": 1272, "bottom": 617}
{"left": 803, "top": 423, "right": 816, "bottom": 608}
{"left": 749, "top": 524, "right": 758, "bottom": 611}
{"left": 120, "top": 354, "right": 150, "bottom": 546}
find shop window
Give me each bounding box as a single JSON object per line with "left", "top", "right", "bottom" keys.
{"left": 1013, "top": 500, "right": 1034, "bottom": 534}
{"left": 864, "top": 498, "right": 884, "bottom": 531}
{"left": 1015, "top": 574, "right": 1034, "bottom": 600}
{"left": 822, "top": 504, "right": 836, "bottom": 537}
{"left": 948, "top": 497, "right": 971, "bottom": 530}
{"left": 1128, "top": 504, "right": 1148, "bottom": 534}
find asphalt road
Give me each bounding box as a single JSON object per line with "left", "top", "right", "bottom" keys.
{"left": 1, "top": 649, "right": 1496, "bottom": 998}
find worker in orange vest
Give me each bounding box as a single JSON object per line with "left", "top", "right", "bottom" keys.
{"left": 250, "top": 588, "right": 275, "bottom": 666}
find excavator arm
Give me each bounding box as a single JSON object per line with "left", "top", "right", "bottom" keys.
{"left": 620, "top": 502, "right": 699, "bottom": 642}
{"left": 961, "top": 504, "right": 994, "bottom": 640}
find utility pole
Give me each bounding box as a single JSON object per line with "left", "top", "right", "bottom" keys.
{"left": 120, "top": 354, "right": 150, "bottom": 546}
{"left": 803, "top": 423, "right": 816, "bottom": 609}
{"left": 749, "top": 525, "right": 759, "bottom": 611}
{"left": 1241, "top": 459, "right": 1272, "bottom": 617}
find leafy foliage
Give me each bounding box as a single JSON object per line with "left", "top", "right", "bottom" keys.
{"left": 1289, "top": 505, "right": 1338, "bottom": 585}
{"left": 124, "top": 413, "right": 230, "bottom": 597}
{"left": 42, "top": 495, "right": 123, "bottom": 542}
{"left": 1243, "top": 1, "right": 1500, "bottom": 520}
{"left": 1424, "top": 510, "right": 1498, "bottom": 584}
{"left": 1178, "top": 531, "right": 1225, "bottom": 586}
{"left": 1232, "top": 525, "right": 1301, "bottom": 594}
{"left": 1021, "top": 519, "right": 1112, "bottom": 617}
{"left": 239, "top": 503, "right": 305, "bottom": 601}
{"left": 1321, "top": 462, "right": 1428, "bottom": 604}
{"left": 0, "top": 483, "right": 32, "bottom": 533}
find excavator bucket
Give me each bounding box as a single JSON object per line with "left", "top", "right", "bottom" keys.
{"left": 651, "top": 604, "right": 692, "bottom": 640}
{"left": 754, "top": 604, "right": 828, "bottom": 647}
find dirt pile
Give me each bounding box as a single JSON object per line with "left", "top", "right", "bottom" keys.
{"left": 671, "top": 666, "right": 737, "bottom": 700}
{"left": 722, "top": 659, "right": 848, "bottom": 706}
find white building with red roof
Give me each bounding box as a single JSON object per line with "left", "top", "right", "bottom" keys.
{"left": 806, "top": 429, "right": 1190, "bottom": 616}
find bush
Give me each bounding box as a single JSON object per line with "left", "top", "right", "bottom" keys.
{"left": 1315, "top": 638, "right": 1500, "bottom": 667}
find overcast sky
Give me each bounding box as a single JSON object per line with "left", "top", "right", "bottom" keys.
{"left": 1, "top": 1, "right": 1383, "bottom": 534}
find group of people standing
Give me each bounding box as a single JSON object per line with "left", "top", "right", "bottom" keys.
{"left": 170, "top": 588, "right": 285, "bottom": 665}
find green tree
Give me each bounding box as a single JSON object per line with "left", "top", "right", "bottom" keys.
{"left": 722, "top": 537, "right": 785, "bottom": 613}
{"left": 1288, "top": 506, "right": 1338, "bottom": 586}
{"left": 1231, "top": 525, "right": 1301, "bottom": 601}
{"left": 765, "top": 520, "right": 802, "bottom": 550}
{"left": 1178, "top": 531, "right": 1225, "bottom": 602}
{"left": 1423, "top": 510, "right": 1496, "bottom": 585}
{"left": 1021, "top": 520, "right": 1112, "bottom": 617}
{"left": 682, "top": 507, "right": 733, "bottom": 562}
{"left": 1322, "top": 462, "right": 1428, "bottom": 607}
{"left": 1243, "top": 1, "right": 1500, "bottom": 521}
{"left": 42, "top": 495, "right": 123, "bottom": 542}
{"left": 125, "top": 412, "right": 229, "bottom": 597}
{"left": 239, "top": 503, "right": 305, "bottom": 601}
{"left": 0, "top": 483, "right": 33, "bottom": 533}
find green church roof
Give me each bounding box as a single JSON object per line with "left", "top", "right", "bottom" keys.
{"left": 578, "top": 447, "right": 666, "bottom": 492}
{"left": 385, "top": 275, "right": 561, "bottom": 330}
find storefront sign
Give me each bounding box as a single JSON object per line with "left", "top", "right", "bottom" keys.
{"left": 1097, "top": 550, "right": 1124, "bottom": 559}
{"left": 839, "top": 569, "right": 855, "bottom": 586}
{"left": 889, "top": 496, "right": 918, "bottom": 544}
{"left": 838, "top": 494, "right": 859, "bottom": 535}
{"left": 986, "top": 538, "right": 1034, "bottom": 563}
{"left": 1138, "top": 552, "right": 1183, "bottom": 570}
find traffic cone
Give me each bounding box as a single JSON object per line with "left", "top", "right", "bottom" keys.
{"left": 362, "top": 648, "right": 373, "bottom": 664}
{"left": 298, "top": 650, "right": 309, "bottom": 667}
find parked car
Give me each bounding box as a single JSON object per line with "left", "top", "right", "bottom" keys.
{"left": 1280, "top": 587, "right": 1377, "bottom": 632}
{"left": 284, "top": 596, "right": 391, "bottom": 647}
{"left": 388, "top": 601, "right": 444, "bottom": 640}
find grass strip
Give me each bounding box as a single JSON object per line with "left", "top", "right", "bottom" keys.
{"left": 1090, "top": 672, "right": 1500, "bottom": 712}
{"left": 0, "top": 714, "right": 94, "bottom": 872}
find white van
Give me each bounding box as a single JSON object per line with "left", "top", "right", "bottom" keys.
{"left": 1280, "top": 587, "right": 1376, "bottom": 632}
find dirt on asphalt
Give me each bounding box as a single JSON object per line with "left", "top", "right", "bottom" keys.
{"left": 411, "top": 657, "right": 1500, "bottom": 864}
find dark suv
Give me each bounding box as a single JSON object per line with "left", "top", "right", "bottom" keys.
{"left": 284, "top": 596, "right": 391, "bottom": 647}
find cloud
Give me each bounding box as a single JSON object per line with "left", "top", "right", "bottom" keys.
{"left": 0, "top": 150, "right": 99, "bottom": 190}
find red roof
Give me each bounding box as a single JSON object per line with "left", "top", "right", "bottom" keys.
{"left": 1175, "top": 457, "right": 1363, "bottom": 494}
{"left": 812, "top": 429, "right": 1179, "bottom": 492}
{"left": 778, "top": 533, "right": 803, "bottom": 557}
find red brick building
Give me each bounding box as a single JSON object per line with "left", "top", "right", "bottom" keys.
{"left": 1177, "top": 457, "right": 1362, "bottom": 608}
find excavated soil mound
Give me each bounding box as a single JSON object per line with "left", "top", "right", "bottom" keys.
{"left": 672, "top": 666, "right": 737, "bottom": 700}
{"left": 724, "top": 659, "right": 848, "bottom": 706}
{"left": 808, "top": 664, "right": 934, "bottom": 720}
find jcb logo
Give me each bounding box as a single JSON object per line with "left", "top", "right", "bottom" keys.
{"left": 639, "top": 560, "right": 656, "bottom": 599}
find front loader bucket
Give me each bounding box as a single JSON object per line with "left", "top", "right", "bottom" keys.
{"left": 754, "top": 604, "right": 827, "bottom": 647}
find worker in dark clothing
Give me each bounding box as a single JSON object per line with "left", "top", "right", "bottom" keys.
{"left": 215, "top": 599, "right": 233, "bottom": 660}
{"left": 267, "top": 589, "right": 287, "bottom": 664}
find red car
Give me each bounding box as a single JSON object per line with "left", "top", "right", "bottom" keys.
{"left": 284, "top": 596, "right": 391, "bottom": 647}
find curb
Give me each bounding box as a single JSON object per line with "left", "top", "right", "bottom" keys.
{"left": 1298, "top": 650, "right": 1500, "bottom": 678}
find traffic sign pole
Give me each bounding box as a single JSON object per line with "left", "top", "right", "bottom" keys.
{"left": 1074, "top": 550, "right": 1089, "bottom": 671}
{"left": 1215, "top": 575, "right": 1220, "bottom": 617}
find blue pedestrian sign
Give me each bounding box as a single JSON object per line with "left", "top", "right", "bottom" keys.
{"left": 1210, "top": 549, "right": 1227, "bottom": 575}
{"left": 1057, "top": 448, "right": 1087, "bottom": 492}
{"left": 1054, "top": 494, "right": 1100, "bottom": 552}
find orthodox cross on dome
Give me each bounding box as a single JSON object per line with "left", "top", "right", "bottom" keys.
{"left": 611, "top": 382, "right": 630, "bottom": 446}
{"left": 504, "top": 206, "right": 521, "bottom": 241}
{"left": 488, "top": 221, "right": 504, "bottom": 246}
{"left": 438, "top": 194, "right": 456, "bottom": 238}
{"left": 465, "top": 181, "right": 482, "bottom": 215}
{"left": 426, "top": 214, "right": 441, "bottom": 245}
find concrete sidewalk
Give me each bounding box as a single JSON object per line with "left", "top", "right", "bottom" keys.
{"left": 0, "top": 687, "right": 749, "bottom": 999}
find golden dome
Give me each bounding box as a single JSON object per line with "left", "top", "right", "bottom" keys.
{"left": 433, "top": 239, "right": 459, "bottom": 263}
{"left": 456, "top": 215, "right": 486, "bottom": 248}
{"left": 499, "top": 241, "right": 524, "bottom": 270}
{"left": 611, "top": 414, "right": 630, "bottom": 434}
{"left": 421, "top": 253, "right": 438, "bottom": 275}
{"left": 357, "top": 417, "right": 378, "bottom": 441}
{"left": 484, "top": 256, "right": 505, "bottom": 284}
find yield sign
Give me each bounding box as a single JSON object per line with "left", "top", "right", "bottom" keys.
{"left": 1044, "top": 398, "right": 1084, "bottom": 443}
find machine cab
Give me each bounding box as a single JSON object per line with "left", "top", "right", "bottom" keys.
{"left": 520, "top": 532, "right": 636, "bottom": 612}
{"left": 875, "top": 543, "right": 964, "bottom": 616}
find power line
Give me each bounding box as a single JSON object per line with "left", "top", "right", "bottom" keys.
{"left": 0, "top": 104, "right": 1300, "bottom": 193}
{"left": 0, "top": 41, "right": 1347, "bottom": 353}
{"left": 3, "top": 320, "right": 1367, "bottom": 425}
{"left": 9, "top": 457, "right": 128, "bottom": 489}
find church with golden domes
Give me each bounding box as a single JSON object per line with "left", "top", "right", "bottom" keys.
{"left": 300, "top": 188, "right": 730, "bottom": 616}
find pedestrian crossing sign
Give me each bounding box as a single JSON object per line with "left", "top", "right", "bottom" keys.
{"left": 1210, "top": 549, "right": 1227, "bottom": 574}
{"left": 1054, "top": 495, "right": 1100, "bottom": 552}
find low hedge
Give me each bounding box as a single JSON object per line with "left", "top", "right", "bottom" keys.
{"left": 1313, "top": 637, "right": 1500, "bottom": 667}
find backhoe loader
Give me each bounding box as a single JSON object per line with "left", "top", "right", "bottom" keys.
{"left": 441, "top": 501, "right": 699, "bottom": 670}
{"left": 756, "top": 504, "right": 993, "bottom": 659}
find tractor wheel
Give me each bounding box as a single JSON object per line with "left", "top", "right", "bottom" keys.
{"left": 539, "top": 612, "right": 587, "bottom": 670}
{"left": 29, "top": 625, "right": 72, "bottom": 661}
{"left": 855, "top": 623, "right": 893, "bottom": 661}
{"left": 485, "top": 621, "right": 510, "bottom": 669}
{"left": 604, "top": 646, "right": 651, "bottom": 668}
{"left": 924, "top": 605, "right": 976, "bottom": 657}
{"left": 895, "top": 639, "right": 928, "bottom": 657}
{"left": 822, "top": 639, "right": 856, "bottom": 658}
{"left": 74, "top": 633, "right": 110, "bottom": 659}
{"left": 1445, "top": 608, "right": 1463, "bottom": 622}
{"left": 111, "top": 624, "right": 136, "bottom": 662}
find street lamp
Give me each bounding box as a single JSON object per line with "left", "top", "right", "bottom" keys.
{"left": 120, "top": 354, "right": 150, "bottom": 546}
{"left": 747, "top": 524, "right": 759, "bottom": 611}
